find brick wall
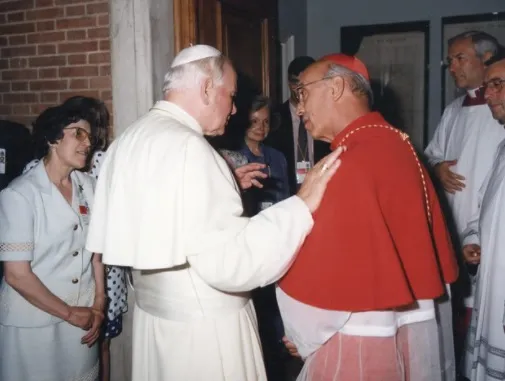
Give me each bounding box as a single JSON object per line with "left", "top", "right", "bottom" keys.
{"left": 0, "top": 0, "right": 112, "bottom": 127}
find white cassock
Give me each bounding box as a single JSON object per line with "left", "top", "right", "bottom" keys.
{"left": 424, "top": 89, "right": 504, "bottom": 379}
{"left": 425, "top": 89, "right": 505, "bottom": 247}
{"left": 462, "top": 139, "right": 505, "bottom": 381}
{"left": 86, "top": 100, "right": 314, "bottom": 381}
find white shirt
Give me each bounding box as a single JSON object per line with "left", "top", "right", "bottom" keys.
{"left": 290, "top": 102, "right": 314, "bottom": 165}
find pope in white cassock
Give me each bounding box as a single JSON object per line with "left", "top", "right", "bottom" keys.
{"left": 461, "top": 52, "right": 505, "bottom": 381}
{"left": 86, "top": 45, "right": 344, "bottom": 381}
{"left": 424, "top": 33, "right": 504, "bottom": 361}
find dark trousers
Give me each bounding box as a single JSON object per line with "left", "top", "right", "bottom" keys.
{"left": 252, "top": 285, "right": 288, "bottom": 381}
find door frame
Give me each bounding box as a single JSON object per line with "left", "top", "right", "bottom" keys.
{"left": 173, "top": 0, "right": 197, "bottom": 53}
{"left": 172, "top": 0, "right": 280, "bottom": 101}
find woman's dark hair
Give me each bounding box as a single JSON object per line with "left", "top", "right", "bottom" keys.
{"left": 32, "top": 104, "right": 97, "bottom": 159}
{"left": 62, "top": 96, "right": 110, "bottom": 149}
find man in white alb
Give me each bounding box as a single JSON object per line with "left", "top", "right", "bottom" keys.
{"left": 461, "top": 49, "right": 505, "bottom": 381}
{"left": 424, "top": 31, "right": 504, "bottom": 344}
{"left": 86, "top": 45, "right": 344, "bottom": 381}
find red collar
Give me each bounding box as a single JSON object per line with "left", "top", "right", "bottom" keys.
{"left": 462, "top": 87, "right": 486, "bottom": 107}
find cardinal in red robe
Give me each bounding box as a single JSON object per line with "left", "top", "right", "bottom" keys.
{"left": 277, "top": 54, "right": 459, "bottom": 381}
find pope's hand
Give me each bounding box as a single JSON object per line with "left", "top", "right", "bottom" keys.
{"left": 297, "top": 146, "right": 345, "bottom": 213}
{"left": 234, "top": 163, "right": 268, "bottom": 190}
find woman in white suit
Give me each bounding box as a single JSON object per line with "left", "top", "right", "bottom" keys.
{"left": 0, "top": 104, "right": 105, "bottom": 381}
{"left": 23, "top": 96, "right": 129, "bottom": 381}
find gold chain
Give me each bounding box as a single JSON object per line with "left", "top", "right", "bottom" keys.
{"left": 337, "top": 124, "right": 432, "bottom": 225}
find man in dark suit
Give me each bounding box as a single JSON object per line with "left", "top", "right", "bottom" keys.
{"left": 267, "top": 56, "right": 331, "bottom": 195}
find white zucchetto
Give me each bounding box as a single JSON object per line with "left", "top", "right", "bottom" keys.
{"left": 171, "top": 44, "right": 222, "bottom": 68}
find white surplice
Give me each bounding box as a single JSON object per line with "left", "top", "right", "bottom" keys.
{"left": 86, "top": 100, "right": 314, "bottom": 381}
{"left": 277, "top": 287, "right": 445, "bottom": 381}
{"left": 462, "top": 139, "right": 505, "bottom": 381}
{"left": 425, "top": 90, "right": 505, "bottom": 238}
{"left": 425, "top": 89, "right": 505, "bottom": 309}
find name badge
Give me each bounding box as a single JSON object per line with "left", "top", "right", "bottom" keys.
{"left": 79, "top": 204, "right": 90, "bottom": 225}
{"left": 0, "top": 148, "right": 5, "bottom": 174}
{"left": 260, "top": 201, "right": 273, "bottom": 210}
{"left": 296, "top": 161, "right": 312, "bottom": 184}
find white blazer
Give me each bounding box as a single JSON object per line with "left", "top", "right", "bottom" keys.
{"left": 0, "top": 161, "right": 96, "bottom": 327}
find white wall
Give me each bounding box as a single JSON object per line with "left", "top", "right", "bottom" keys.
{"left": 305, "top": 0, "right": 504, "bottom": 138}
{"left": 278, "top": 0, "right": 308, "bottom": 56}
{"left": 109, "top": 0, "right": 174, "bottom": 137}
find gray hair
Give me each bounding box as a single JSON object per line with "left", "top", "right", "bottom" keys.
{"left": 162, "top": 55, "right": 229, "bottom": 94}
{"left": 250, "top": 95, "right": 271, "bottom": 114}
{"left": 448, "top": 31, "right": 499, "bottom": 58}
{"left": 325, "top": 63, "right": 373, "bottom": 107}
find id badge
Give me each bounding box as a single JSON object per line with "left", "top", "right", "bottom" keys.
{"left": 0, "top": 148, "right": 5, "bottom": 174}
{"left": 260, "top": 201, "right": 273, "bottom": 210}
{"left": 79, "top": 204, "right": 90, "bottom": 225}
{"left": 296, "top": 161, "right": 311, "bottom": 184}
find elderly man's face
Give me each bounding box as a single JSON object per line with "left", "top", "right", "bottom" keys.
{"left": 204, "top": 62, "right": 237, "bottom": 136}
{"left": 447, "top": 38, "right": 487, "bottom": 90}
{"left": 484, "top": 60, "right": 505, "bottom": 124}
{"left": 296, "top": 62, "right": 334, "bottom": 140}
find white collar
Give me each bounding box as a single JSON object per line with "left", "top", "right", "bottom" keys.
{"left": 151, "top": 100, "right": 203, "bottom": 135}
{"left": 466, "top": 87, "right": 481, "bottom": 98}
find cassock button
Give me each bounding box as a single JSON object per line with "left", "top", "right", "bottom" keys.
{"left": 72, "top": 251, "right": 78, "bottom": 257}
{"left": 72, "top": 278, "right": 79, "bottom": 284}
{"left": 73, "top": 225, "right": 78, "bottom": 231}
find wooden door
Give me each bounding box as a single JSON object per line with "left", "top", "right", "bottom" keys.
{"left": 173, "top": 0, "right": 280, "bottom": 101}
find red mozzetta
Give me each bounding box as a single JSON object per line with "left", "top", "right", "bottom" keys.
{"left": 279, "top": 112, "right": 458, "bottom": 311}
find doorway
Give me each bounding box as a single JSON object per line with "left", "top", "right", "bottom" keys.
{"left": 174, "top": 0, "right": 281, "bottom": 102}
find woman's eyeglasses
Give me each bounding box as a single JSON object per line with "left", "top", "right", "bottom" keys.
{"left": 64, "top": 127, "right": 97, "bottom": 146}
